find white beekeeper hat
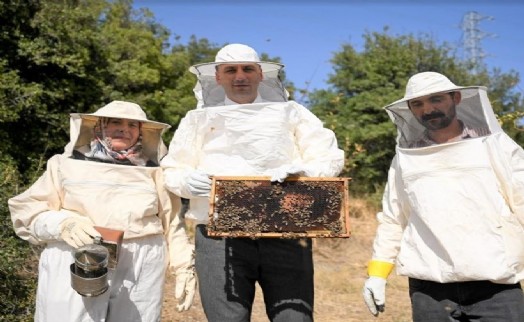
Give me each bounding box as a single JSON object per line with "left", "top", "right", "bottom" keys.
{"left": 73, "top": 100, "right": 170, "bottom": 130}
{"left": 189, "top": 43, "right": 283, "bottom": 76}
{"left": 384, "top": 71, "right": 485, "bottom": 111}
{"left": 189, "top": 43, "right": 288, "bottom": 107}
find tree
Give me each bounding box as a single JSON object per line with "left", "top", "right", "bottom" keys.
{"left": 0, "top": 0, "right": 199, "bottom": 319}
{"left": 1, "top": 0, "right": 207, "bottom": 180}
{"left": 309, "top": 29, "right": 523, "bottom": 195}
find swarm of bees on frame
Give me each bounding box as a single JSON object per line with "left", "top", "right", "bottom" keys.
{"left": 208, "top": 179, "right": 348, "bottom": 238}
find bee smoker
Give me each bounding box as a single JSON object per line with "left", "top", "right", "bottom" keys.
{"left": 70, "top": 237, "right": 109, "bottom": 297}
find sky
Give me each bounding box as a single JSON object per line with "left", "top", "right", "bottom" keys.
{"left": 133, "top": 0, "right": 524, "bottom": 97}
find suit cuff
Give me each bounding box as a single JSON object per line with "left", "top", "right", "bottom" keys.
{"left": 367, "top": 260, "right": 394, "bottom": 279}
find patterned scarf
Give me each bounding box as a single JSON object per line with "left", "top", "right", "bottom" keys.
{"left": 83, "top": 118, "right": 148, "bottom": 166}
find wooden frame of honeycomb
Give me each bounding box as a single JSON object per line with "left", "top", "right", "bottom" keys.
{"left": 207, "top": 176, "right": 351, "bottom": 238}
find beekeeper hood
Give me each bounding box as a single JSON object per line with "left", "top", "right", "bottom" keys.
{"left": 385, "top": 71, "right": 501, "bottom": 148}
{"left": 66, "top": 100, "right": 170, "bottom": 164}
{"left": 189, "top": 43, "right": 288, "bottom": 107}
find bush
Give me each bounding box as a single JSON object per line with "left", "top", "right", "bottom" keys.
{"left": 0, "top": 157, "right": 37, "bottom": 321}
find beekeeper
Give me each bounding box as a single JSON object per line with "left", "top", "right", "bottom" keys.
{"left": 362, "top": 72, "right": 524, "bottom": 321}
{"left": 8, "top": 101, "right": 196, "bottom": 322}
{"left": 161, "top": 44, "right": 345, "bottom": 322}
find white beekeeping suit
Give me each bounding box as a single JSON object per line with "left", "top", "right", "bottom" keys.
{"left": 162, "top": 44, "right": 344, "bottom": 224}
{"left": 362, "top": 72, "right": 524, "bottom": 319}
{"left": 162, "top": 43, "right": 344, "bottom": 322}
{"left": 373, "top": 73, "right": 524, "bottom": 283}
{"left": 9, "top": 101, "right": 195, "bottom": 322}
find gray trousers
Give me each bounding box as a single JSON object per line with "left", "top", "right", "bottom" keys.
{"left": 409, "top": 278, "right": 524, "bottom": 322}
{"left": 195, "top": 225, "right": 314, "bottom": 322}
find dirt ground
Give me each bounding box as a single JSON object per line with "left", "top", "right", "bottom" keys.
{"left": 161, "top": 203, "right": 413, "bottom": 322}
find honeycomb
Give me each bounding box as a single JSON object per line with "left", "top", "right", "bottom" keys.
{"left": 208, "top": 176, "right": 351, "bottom": 238}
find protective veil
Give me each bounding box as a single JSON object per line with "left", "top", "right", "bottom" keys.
{"left": 372, "top": 73, "right": 524, "bottom": 284}
{"left": 189, "top": 43, "right": 288, "bottom": 108}
{"left": 9, "top": 101, "right": 194, "bottom": 321}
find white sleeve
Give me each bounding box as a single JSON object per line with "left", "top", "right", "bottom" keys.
{"left": 31, "top": 210, "right": 70, "bottom": 241}
{"left": 161, "top": 113, "right": 201, "bottom": 199}
{"left": 490, "top": 133, "right": 524, "bottom": 226}
{"left": 8, "top": 156, "right": 64, "bottom": 245}
{"left": 292, "top": 102, "right": 345, "bottom": 177}
{"left": 371, "top": 156, "right": 408, "bottom": 263}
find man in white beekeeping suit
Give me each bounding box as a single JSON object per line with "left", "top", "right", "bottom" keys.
{"left": 362, "top": 71, "right": 524, "bottom": 321}
{"left": 161, "top": 43, "right": 344, "bottom": 321}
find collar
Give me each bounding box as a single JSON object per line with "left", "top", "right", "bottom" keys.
{"left": 224, "top": 93, "right": 264, "bottom": 106}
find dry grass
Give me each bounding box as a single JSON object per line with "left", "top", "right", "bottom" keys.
{"left": 162, "top": 198, "right": 412, "bottom": 322}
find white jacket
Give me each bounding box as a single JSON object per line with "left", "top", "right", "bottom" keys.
{"left": 8, "top": 105, "right": 193, "bottom": 272}
{"left": 161, "top": 101, "right": 345, "bottom": 223}
{"left": 373, "top": 132, "right": 524, "bottom": 284}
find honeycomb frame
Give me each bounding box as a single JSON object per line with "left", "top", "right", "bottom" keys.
{"left": 207, "top": 176, "right": 351, "bottom": 238}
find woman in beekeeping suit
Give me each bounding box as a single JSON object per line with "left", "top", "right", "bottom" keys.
{"left": 362, "top": 72, "right": 524, "bottom": 321}
{"left": 9, "top": 101, "right": 195, "bottom": 322}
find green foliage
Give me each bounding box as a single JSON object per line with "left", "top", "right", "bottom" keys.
{"left": 0, "top": 155, "right": 37, "bottom": 321}
{"left": 310, "top": 29, "right": 523, "bottom": 194}
{"left": 1, "top": 0, "right": 211, "bottom": 177}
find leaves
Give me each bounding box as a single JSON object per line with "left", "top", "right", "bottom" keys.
{"left": 310, "top": 29, "right": 523, "bottom": 194}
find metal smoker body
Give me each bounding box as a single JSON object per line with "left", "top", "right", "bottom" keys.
{"left": 70, "top": 237, "right": 109, "bottom": 297}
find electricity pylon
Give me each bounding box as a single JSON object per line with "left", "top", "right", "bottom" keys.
{"left": 460, "top": 11, "right": 495, "bottom": 74}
